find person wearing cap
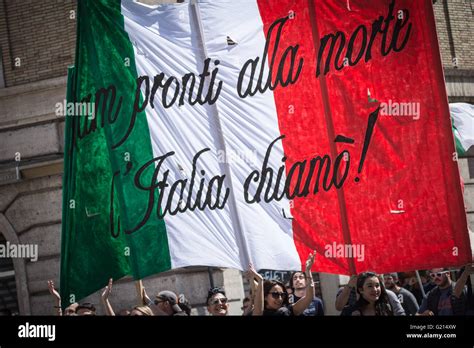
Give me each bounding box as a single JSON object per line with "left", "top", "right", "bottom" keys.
{"left": 154, "top": 290, "right": 186, "bottom": 316}
{"left": 383, "top": 273, "right": 419, "bottom": 315}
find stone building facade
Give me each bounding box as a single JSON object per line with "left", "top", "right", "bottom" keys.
{"left": 0, "top": 0, "right": 473, "bottom": 315}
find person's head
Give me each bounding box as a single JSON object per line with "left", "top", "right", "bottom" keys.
{"left": 206, "top": 287, "right": 229, "bottom": 316}
{"left": 178, "top": 294, "right": 191, "bottom": 316}
{"left": 358, "top": 272, "right": 387, "bottom": 304}
{"left": 263, "top": 280, "right": 288, "bottom": 311}
{"left": 419, "top": 271, "right": 429, "bottom": 283}
{"left": 429, "top": 268, "right": 451, "bottom": 288}
{"left": 154, "top": 290, "right": 183, "bottom": 316}
{"left": 130, "top": 305, "right": 153, "bottom": 316}
{"left": 75, "top": 302, "right": 96, "bottom": 316}
{"left": 356, "top": 272, "right": 392, "bottom": 315}
{"left": 64, "top": 302, "right": 78, "bottom": 316}
{"left": 383, "top": 273, "right": 399, "bottom": 290}
{"left": 241, "top": 297, "right": 252, "bottom": 314}
{"left": 289, "top": 271, "right": 308, "bottom": 290}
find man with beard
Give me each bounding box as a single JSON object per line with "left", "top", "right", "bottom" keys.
{"left": 289, "top": 271, "right": 324, "bottom": 316}
{"left": 383, "top": 273, "right": 419, "bottom": 315}
{"left": 417, "top": 264, "right": 473, "bottom": 316}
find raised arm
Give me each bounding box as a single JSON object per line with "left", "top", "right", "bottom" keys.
{"left": 245, "top": 268, "right": 258, "bottom": 311}
{"left": 142, "top": 286, "right": 153, "bottom": 306}
{"left": 454, "top": 264, "right": 473, "bottom": 298}
{"left": 335, "top": 275, "right": 357, "bottom": 311}
{"left": 101, "top": 278, "right": 115, "bottom": 316}
{"left": 247, "top": 264, "right": 264, "bottom": 316}
{"left": 292, "top": 250, "right": 316, "bottom": 316}
{"left": 47, "top": 280, "right": 62, "bottom": 316}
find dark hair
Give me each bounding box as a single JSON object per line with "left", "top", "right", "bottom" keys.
{"left": 289, "top": 271, "right": 307, "bottom": 290}
{"left": 243, "top": 297, "right": 250, "bottom": 303}
{"left": 355, "top": 272, "right": 393, "bottom": 316}
{"left": 178, "top": 294, "right": 191, "bottom": 316}
{"left": 206, "top": 287, "right": 226, "bottom": 304}
{"left": 263, "top": 280, "right": 288, "bottom": 309}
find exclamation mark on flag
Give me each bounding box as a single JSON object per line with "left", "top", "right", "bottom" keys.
{"left": 355, "top": 107, "right": 380, "bottom": 182}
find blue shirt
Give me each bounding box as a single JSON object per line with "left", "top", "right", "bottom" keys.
{"left": 419, "top": 287, "right": 453, "bottom": 315}
{"left": 292, "top": 295, "right": 324, "bottom": 316}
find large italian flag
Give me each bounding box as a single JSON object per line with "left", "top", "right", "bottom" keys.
{"left": 61, "top": 0, "right": 471, "bottom": 304}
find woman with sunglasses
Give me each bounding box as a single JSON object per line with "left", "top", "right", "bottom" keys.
{"left": 349, "top": 272, "right": 394, "bottom": 316}
{"left": 251, "top": 251, "right": 316, "bottom": 316}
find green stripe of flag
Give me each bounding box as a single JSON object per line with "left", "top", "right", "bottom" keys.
{"left": 60, "top": 0, "right": 170, "bottom": 307}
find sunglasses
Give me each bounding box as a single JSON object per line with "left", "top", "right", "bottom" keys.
{"left": 270, "top": 291, "right": 288, "bottom": 300}
{"left": 209, "top": 297, "right": 228, "bottom": 305}
{"left": 430, "top": 271, "right": 448, "bottom": 279}
{"left": 154, "top": 299, "right": 165, "bottom": 305}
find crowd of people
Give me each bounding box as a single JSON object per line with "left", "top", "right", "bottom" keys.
{"left": 47, "top": 254, "right": 474, "bottom": 316}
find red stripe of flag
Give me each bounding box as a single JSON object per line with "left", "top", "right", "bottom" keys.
{"left": 256, "top": 0, "right": 471, "bottom": 274}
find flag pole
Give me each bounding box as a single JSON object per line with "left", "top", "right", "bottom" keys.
{"left": 136, "top": 279, "right": 144, "bottom": 305}
{"left": 208, "top": 267, "right": 215, "bottom": 288}
{"left": 307, "top": 0, "right": 356, "bottom": 274}
{"left": 190, "top": 0, "right": 252, "bottom": 268}
{"left": 415, "top": 270, "right": 426, "bottom": 299}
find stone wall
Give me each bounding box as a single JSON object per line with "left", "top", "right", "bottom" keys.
{"left": 0, "top": 0, "right": 76, "bottom": 88}
{"left": 434, "top": 0, "right": 474, "bottom": 70}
